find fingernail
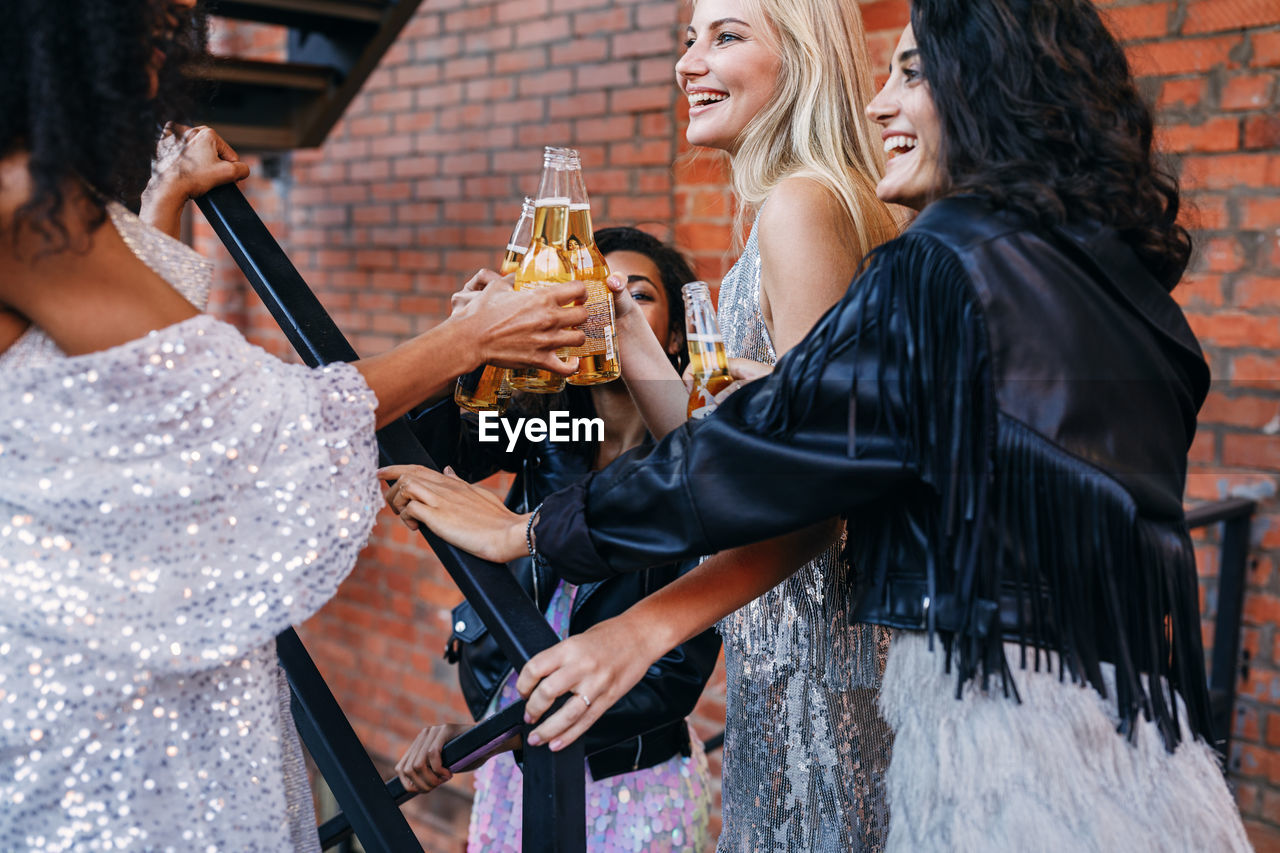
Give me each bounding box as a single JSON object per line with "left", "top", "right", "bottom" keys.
{"left": 549, "top": 740, "right": 562, "bottom": 752}
{"left": 523, "top": 712, "right": 533, "bottom": 724}
{"left": 527, "top": 733, "right": 542, "bottom": 746}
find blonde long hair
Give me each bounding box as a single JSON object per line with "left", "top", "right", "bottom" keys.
{"left": 717, "top": 0, "right": 898, "bottom": 251}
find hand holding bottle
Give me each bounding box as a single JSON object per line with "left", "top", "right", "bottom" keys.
{"left": 453, "top": 279, "right": 588, "bottom": 376}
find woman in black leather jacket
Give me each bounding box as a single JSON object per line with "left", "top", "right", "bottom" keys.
{"left": 390, "top": 227, "right": 721, "bottom": 851}
{"left": 385, "top": 1, "right": 1251, "bottom": 849}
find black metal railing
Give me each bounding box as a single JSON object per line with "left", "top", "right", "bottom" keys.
{"left": 701, "top": 497, "right": 1259, "bottom": 761}
{"left": 1186, "top": 496, "right": 1257, "bottom": 759}
{"left": 196, "top": 184, "right": 586, "bottom": 853}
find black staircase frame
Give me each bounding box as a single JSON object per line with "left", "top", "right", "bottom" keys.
{"left": 1187, "top": 497, "right": 1257, "bottom": 761}
{"left": 196, "top": 184, "right": 587, "bottom": 853}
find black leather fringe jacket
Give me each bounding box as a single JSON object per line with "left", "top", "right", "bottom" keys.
{"left": 537, "top": 196, "right": 1212, "bottom": 751}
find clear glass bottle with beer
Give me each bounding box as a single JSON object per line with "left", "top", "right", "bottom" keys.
{"left": 683, "top": 281, "right": 733, "bottom": 419}
{"left": 509, "top": 149, "right": 575, "bottom": 394}
{"left": 454, "top": 198, "right": 535, "bottom": 413}
{"left": 561, "top": 150, "right": 621, "bottom": 385}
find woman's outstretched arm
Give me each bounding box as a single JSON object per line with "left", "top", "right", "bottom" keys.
{"left": 514, "top": 517, "right": 841, "bottom": 750}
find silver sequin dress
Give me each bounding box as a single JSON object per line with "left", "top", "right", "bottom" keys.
{"left": 0, "top": 205, "right": 380, "bottom": 852}
{"left": 713, "top": 217, "right": 893, "bottom": 852}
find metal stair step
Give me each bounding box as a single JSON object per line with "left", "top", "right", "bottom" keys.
{"left": 208, "top": 0, "right": 386, "bottom": 33}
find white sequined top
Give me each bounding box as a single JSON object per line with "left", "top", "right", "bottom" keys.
{"left": 0, "top": 204, "right": 380, "bottom": 851}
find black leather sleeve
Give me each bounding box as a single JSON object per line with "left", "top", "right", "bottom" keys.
{"left": 536, "top": 258, "right": 927, "bottom": 584}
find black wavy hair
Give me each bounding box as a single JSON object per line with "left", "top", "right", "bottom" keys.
{"left": 1, "top": 0, "right": 206, "bottom": 245}
{"left": 594, "top": 226, "right": 698, "bottom": 374}
{"left": 910, "top": 0, "right": 1191, "bottom": 289}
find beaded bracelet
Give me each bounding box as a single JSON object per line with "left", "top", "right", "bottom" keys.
{"left": 526, "top": 501, "right": 544, "bottom": 562}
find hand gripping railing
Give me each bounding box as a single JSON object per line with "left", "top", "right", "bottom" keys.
{"left": 196, "top": 184, "right": 587, "bottom": 853}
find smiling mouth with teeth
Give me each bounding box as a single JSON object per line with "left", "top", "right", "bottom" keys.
{"left": 688, "top": 92, "right": 729, "bottom": 108}
{"left": 884, "top": 135, "right": 918, "bottom": 158}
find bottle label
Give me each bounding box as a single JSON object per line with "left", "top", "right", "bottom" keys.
{"left": 561, "top": 278, "right": 612, "bottom": 357}
{"left": 688, "top": 387, "right": 718, "bottom": 420}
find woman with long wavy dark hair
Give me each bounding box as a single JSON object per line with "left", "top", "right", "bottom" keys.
{"left": 0, "top": 1, "right": 586, "bottom": 849}
{"left": 386, "top": 0, "right": 1251, "bottom": 848}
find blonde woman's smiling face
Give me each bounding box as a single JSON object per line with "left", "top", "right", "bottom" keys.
{"left": 676, "top": 0, "right": 782, "bottom": 155}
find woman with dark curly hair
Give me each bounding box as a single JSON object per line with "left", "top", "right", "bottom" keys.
{"left": 387, "top": 1, "right": 1251, "bottom": 849}
{"left": 0, "top": 1, "right": 587, "bottom": 849}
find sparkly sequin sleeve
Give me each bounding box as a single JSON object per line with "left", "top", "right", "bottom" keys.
{"left": 0, "top": 314, "right": 380, "bottom": 677}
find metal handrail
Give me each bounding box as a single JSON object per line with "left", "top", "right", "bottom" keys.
{"left": 196, "top": 184, "right": 586, "bottom": 853}
{"left": 701, "top": 497, "right": 1258, "bottom": 759}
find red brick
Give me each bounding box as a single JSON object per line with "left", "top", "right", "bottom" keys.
{"left": 1201, "top": 391, "right": 1280, "bottom": 428}
{"left": 549, "top": 92, "right": 608, "bottom": 119}
{"left": 637, "top": 56, "right": 679, "bottom": 85}
{"left": 1183, "top": 194, "right": 1230, "bottom": 230}
{"left": 1223, "top": 72, "right": 1276, "bottom": 110}
{"left": 443, "top": 6, "right": 493, "bottom": 32}
{"left": 1246, "top": 115, "right": 1280, "bottom": 149}
{"left": 1173, "top": 272, "right": 1225, "bottom": 306}
{"left": 573, "top": 60, "right": 634, "bottom": 88}
{"left": 1188, "top": 311, "right": 1280, "bottom": 348}
{"left": 636, "top": 2, "right": 678, "bottom": 30}
{"left": 1240, "top": 780, "right": 1262, "bottom": 816}
{"left": 1180, "top": 153, "right": 1280, "bottom": 190}
{"left": 1243, "top": 198, "right": 1280, "bottom": 229}
{"left": 1197, "top": 236, "right": 1248, "bottom": 272}
{"left": 1129, "top": 35, "right": 1243, "bottom": 76}
{"left": 1224, "top": 434, "right": 1280, "bottom": 470}
{"left": 574, "top": 116, "right": 636, "bottom": 143}
{"left": 550, "top": 38, "right": 609, "bottom": 65}
{"left": 860, "top": 0, "right": 911, "bottom": 33}
{"left": 1238, "top": 275, "right": 1280, "bottom": 308}
{"left": 494, "top": 47, "right": 549, "bottom": 74}
{"left": 573, "top": 8, "right": 630, "bottom": 36}
{"left": 1104, "top": 2, "right": 1174, "bottom": 41}
{"left": 1247, "top": 818, "right": 1280, "bottom": 853}
{"left": 1231, "top": 354, "right": 1280, "bottom": 388}
{"left": 441, "top": 54, "right": 489, "bottom": 81}
{"left": 1185, "top": 0, "right": 1280, "bottom": 35}
{"left": 518, "top": 68, "right": 573, "bottom": 96}
{"left": 1254, "top": 30, "right": 1280, "bottom": 67}
{"left": 1159, "top": 116, "right": 1241, "bottom": 153}
{"left": 608, "top": 139, "right": 672, "bottom": 166}
{"left": 463, "top": 26, "right": 514, "bottom": 54}
{"left": 495, "top": 0, "right": 549, "bottom": 24}
{"left": 514, "top": 16, "right": 571, "bottom": 46}
{"left": 1159, "top": 77, "right": 1210, "bottom": 109}
{"left": 610, "top": 84, "right": 675, "bottom": 113}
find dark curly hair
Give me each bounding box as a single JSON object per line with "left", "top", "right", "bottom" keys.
{"left": 910, "top": 0, "right": 1191, "bottom": 289}
{"left": 1, "top": 0, "right": 206, "bottom": 245}
{"left": 595, "top": 226, "right": 698, "bottom": 374}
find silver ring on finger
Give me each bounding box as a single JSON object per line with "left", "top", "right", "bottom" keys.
{"left": 575, "top": 692, "right": 590, "bottom": 708}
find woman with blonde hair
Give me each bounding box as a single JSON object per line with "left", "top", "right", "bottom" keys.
{"left": 614, "top": 3, "right": 899, "bottom": 847}
{"left": 386, "top": 0, "right": 900, "bottom": 848}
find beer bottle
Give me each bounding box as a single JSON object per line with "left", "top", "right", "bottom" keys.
{"left": 683, "top": 281, "right": 733, "bottom": 419}
{"left": 509, "top": 148, "right": 574, "bottom": 394}
{"left": 453, "top": 198, "right": 535, "bottom": 413}
{"left": 562, "top": 150, "right": 621, "bottom": 386}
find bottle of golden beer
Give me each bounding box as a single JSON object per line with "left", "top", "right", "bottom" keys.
{"left": 562, "top": 150, "right": 621, "bottom": 385}
{"left": 453, "top": 198, "right": 535, "bottom": 413}
{"left": 509, "top": 148, "right": 574, "bottom": 394}
{"left": 683, "top": 281, "right": 733, "bottom": 419}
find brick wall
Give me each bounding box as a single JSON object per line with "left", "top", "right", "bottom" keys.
{"left": 196, "top": 1, "right": 1280, "bottom": 849}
